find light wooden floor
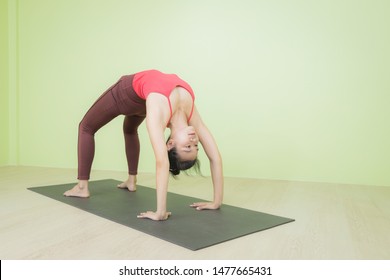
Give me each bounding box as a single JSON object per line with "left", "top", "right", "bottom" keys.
{"left": 1, "top": 166, "right": 389, "bottom": 260}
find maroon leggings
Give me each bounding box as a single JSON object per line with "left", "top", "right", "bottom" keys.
{"left": 77, "top": 75, "right": 146, "bottom": 180}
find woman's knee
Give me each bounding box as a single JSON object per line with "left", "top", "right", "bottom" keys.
{"left": 123, "top": 116, "right": 145, "bottom": 134}
{"left": 79, "top": 120, "right": 95, "bottom": 134}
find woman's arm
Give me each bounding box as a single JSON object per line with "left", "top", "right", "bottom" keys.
{"left": 137, "top": 94, "right": 171, "bottom": 220}
{"left": 190, "top": 106, "right": 224, "bottom": 210}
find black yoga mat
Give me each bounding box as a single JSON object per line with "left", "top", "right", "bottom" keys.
{"left": 28, "top": 179, "right": 294, "bottom": 250}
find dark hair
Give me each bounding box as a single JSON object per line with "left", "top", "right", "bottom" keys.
{"left": 167, "top": 147, "right": 201, "bottom": 177}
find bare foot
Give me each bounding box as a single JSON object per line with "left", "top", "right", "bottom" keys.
{"left": 117, "top": 175, "right": 137, "bottom": 192}
{"left": 64, "top": 181, "right": 90, "bottom": 198}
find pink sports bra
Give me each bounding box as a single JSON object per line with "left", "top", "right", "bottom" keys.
{"left": 132, "top": 69, "right": 195, "bottom": 123}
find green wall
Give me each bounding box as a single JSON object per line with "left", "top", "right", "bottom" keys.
{"left": 0, "top": 0, "right": 9, "bottom": 166}
{"left": 12, "top": 0, "right": 390, "bottom": 186}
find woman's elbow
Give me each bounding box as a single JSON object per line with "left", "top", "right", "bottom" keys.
{"left": 210, "top": 153, "right": 222, "bottom": 166}
{"left": 155, "top": 158, "right": 169, "bottom": 170}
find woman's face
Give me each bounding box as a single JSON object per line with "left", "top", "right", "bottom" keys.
{"left": 168, "top": 126, "right": 199, "bottom": 161}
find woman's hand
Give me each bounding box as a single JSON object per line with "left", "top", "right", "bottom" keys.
{"left": 190, "top": 202, "right": 221, "bottom": 211}
{"left": 137, "top": 210, "right": 171, "bottom": 221}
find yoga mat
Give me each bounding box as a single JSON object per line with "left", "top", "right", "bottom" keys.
{"left": 28, "top": 179, "right": 294, "bottom": 250}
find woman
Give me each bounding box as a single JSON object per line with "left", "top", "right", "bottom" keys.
{"left": 64, "top": 69, "right": 223, "bottom": 221}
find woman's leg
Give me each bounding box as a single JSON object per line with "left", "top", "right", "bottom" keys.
{"left": 64, "top": 81, "right": 122, "bottom": 197}
{"left": 117, "top": 115, "right": 145, "bottom": 191}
